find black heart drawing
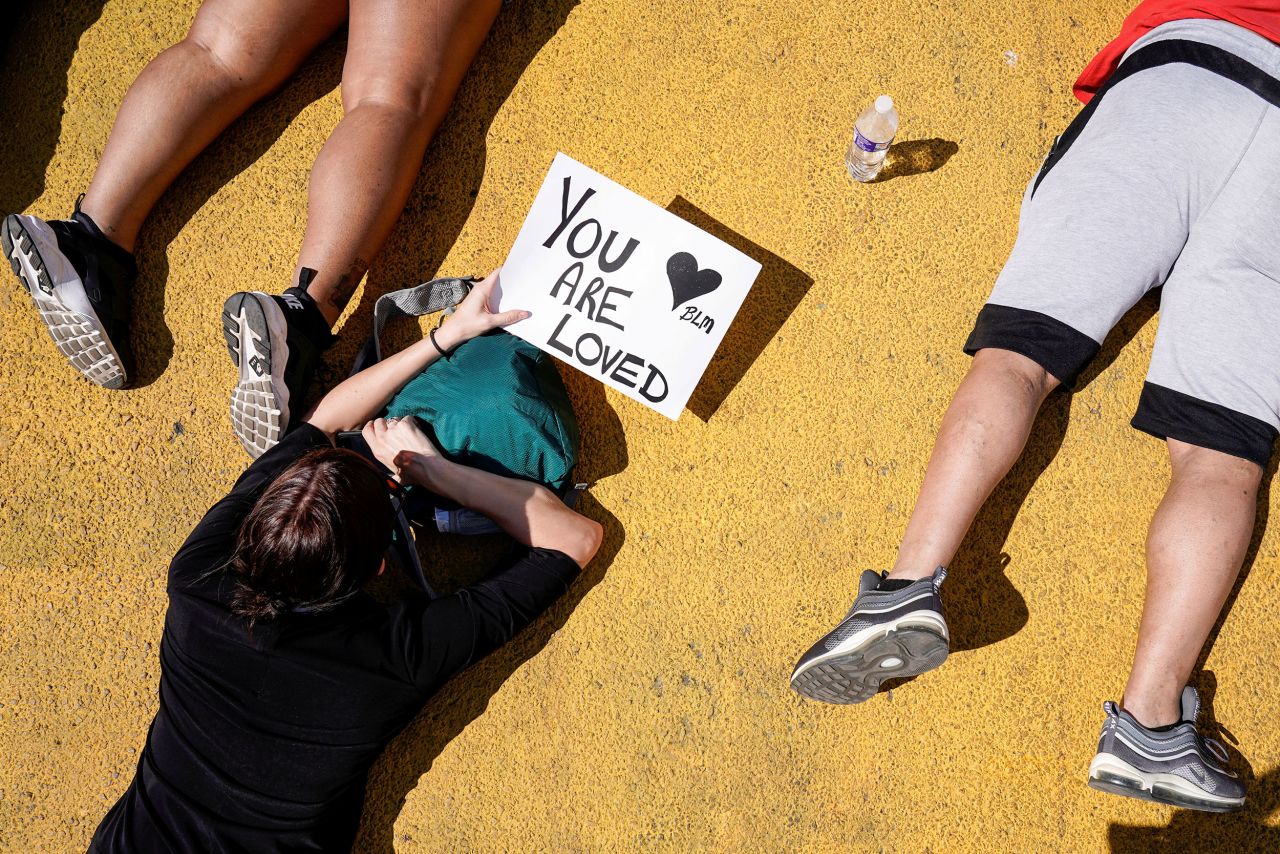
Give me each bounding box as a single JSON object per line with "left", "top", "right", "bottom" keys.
{"left": 667, "top": 252, "right": 722, "bottom": 310}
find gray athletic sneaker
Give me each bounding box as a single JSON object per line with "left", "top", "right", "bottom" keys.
{"left": 220, "top": 290, "right": 331, "bottom": 458}
{"left": 1088, "top": 685, "right": 1245, "bottom": 813}
{"left": 3, "top": 204, "right": 137, "bottom": 388}
{"left": 790, "top": 567, "right": 948, "bottom": 704}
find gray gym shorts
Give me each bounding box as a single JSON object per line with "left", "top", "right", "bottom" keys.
{"left": 965, "top": 19, "right": 1280, "bottom": 467}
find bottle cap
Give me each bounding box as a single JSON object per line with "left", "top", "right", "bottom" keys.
{"left": 875, "top": 95, "right": 894, "bottom": 113}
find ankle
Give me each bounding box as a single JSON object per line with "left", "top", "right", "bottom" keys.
{"left": 75, "top": 199, "right": 137, "bottom": 254}
{"left": 279, "top": 287, "right": 337, "bottom": 347}
{"left": 885, "top": 564, "right": 937, "bottom": 582}
{"left": 1121, "top": 691, "right": 1181, "bottom": 729}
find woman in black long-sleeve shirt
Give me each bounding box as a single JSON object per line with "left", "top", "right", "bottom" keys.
{"left": 89, "top": 273, "right": 603, "bottom": 852}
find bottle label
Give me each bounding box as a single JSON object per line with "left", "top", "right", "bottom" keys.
{"left": 854, "top": 128, "right": 891, "bottom": 153}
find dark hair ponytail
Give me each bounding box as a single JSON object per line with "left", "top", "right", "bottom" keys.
{"left": 229, "top": 586, "right": 290, "bottom": 624}
{"left": 228, "top": 448, "right": 395, "bottom": 627}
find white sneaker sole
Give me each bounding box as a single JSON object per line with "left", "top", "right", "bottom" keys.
{"left": 221, "top": 292, "right": 290, "bottom": 458}
{"left": 790, "top": 610, "right": 949, "bottom": 704}
{"left": 3, "top": 214, "right": 128, "bottom": 389}
{"left": 1088, "top": 752, "right": 1244, "bottom": 813}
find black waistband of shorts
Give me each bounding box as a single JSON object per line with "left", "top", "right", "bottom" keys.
{"left": 1132, "top": 382, "right": 1277, "bottom": 468}
{"left": 1033, "top": 39, "right": 1280, "bottom": 198}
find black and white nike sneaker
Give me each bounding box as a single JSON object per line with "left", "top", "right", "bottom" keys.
{"left": 1088, "top": 685, "right": 1245, "bottom": 813}
{"left": 791, "top": 566, "right": 948, "bottom": 704}
{"left": 221, "top": 288, "right": 331, "bottom": 458}
{"left": 3, "top": 204, "right": 137, "bottom": 389}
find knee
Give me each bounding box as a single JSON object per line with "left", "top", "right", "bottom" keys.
{"left": 970, "top": 348, "right": 1059, "bottom": 402}
{"left": 340, "top": 0, "right": 501, "bottom": 122}
{"left": 182, "top": 21, "right": 293, "bottom": 96}
{"left": 1167, "top": 439, "right": 1263, "bottom": 484}
{"left": 341, "top": 74, "right": 442, "bottom": 123}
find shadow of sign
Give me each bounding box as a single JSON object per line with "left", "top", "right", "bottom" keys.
{"left": 664, "top": 196, "right": 813, "bottom": 421}
{"left": 870, "top": 138, "right": 959, "bottom": 183}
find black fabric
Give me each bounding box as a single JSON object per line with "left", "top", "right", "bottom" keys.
{"left": 1034, "top": 39, "right": 1280, "bottom": 197}
{"left": 88, "top": 424, "right": 581, "bottom": 853}
{"left": 1132, "top": 382, "right": 1277, "bottom": 468}
{"left": 963, "top": 303, "right": 1100, "bottom": 388}
{"left": 50, "top": 207, "right": 138, "bottom": 382}
{"left": 274, "top": 297, "right": 331, "bottom": 432}
{"left": 279, "top": 287, "right": 337, "bottom": 352}
{"left": 875, "top": 578, "right": 914, "bottom": 592}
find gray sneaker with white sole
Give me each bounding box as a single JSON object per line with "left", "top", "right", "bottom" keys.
{"left": 1088, "top": 685, "right": 1245, "bottom": 813}
{"left": 221, "top": 290, "right": 330, "bottom": 458}
{"left": 3, "top": 205, "right": 137, "bottom": 389}
{"left": 791, "top": 566, "right": 948, "bottom": 704}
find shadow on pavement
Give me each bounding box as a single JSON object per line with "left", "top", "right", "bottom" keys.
{"left": 1107, "top": 767, "right": 1280, "bottom": 852}
{"left": 942, "top": 290, "right": 1160, "bottom": 653}
{"left": 664, "top": 196, "right": 814, "bottom": 421}
{"left": 0, "top": 1, "right": 109, "bottom": 216}
{"left": 870, "top": 138, "right": 959, "bottom": 183}
{"left": 354, "top": 376, "right": 626, "bottom": 853}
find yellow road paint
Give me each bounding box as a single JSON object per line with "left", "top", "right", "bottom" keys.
{"left": 2, "top": 1, "right": 1277, "bottom": 851}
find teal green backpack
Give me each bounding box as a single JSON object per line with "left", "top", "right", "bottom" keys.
{"left": 349, "top": 276, "right": 580, "bottom": 495}
{"left": 383, "top": 329, "right": 579, "bottom": 493}
{"left": 345, "top": 277, "right": 582, "bottom": 594}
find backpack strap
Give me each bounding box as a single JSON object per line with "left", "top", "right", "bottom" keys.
{"left": 350, "top": 276, "right": 476, "bottom": 375}
{"left": 342, "top": 275, "right": 475, "bottom": 598}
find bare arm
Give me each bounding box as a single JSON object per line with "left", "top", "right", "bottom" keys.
{"left": 362, "top": 418, "right": 604, "bottom": 568}
{"left": 305, "top": 271, "right": 528, "bottom": 437}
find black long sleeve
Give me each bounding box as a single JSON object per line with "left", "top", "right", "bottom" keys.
{"left": 394, "top": 546, "right": 582, "bottom": 693}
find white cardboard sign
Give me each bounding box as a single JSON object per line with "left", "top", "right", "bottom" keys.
{"left": 497, "top": 153, "right": 762, "bottom": 420}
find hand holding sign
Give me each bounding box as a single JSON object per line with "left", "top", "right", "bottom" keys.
{"left": 445, "top": 270, "right": 531, "bottom": 342}
{"left": 498, "top": 154, "right": 762, "bottom": 420}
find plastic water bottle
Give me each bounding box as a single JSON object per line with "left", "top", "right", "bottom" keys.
{"left": 432, "top": 484, "right": 588, "bottom": 535}
{"left": 433, "top": 507, "right": 503, "bottom": 535}
{"left": 846, "top": 95, "right": 899, "bottom": 182}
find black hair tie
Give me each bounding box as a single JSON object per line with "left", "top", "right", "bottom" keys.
{"left": 429, "top": 327, "right": 452, "bottom": 359}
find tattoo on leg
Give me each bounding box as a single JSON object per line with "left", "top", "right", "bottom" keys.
{"left": 327, "top": 258, "right": 369, "bottom": 313}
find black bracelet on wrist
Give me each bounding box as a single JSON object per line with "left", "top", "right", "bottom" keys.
{"left": 429, "top": 327, "right": 452, "bottom": 359}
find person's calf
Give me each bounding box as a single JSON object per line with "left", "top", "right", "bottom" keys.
{"left": 292, "top": 97, "right": 443, "bottom": 325}
{"left": 888, "top": 348, "right": 1059, "bottom": 580}
{"left": 78, "top": 36, "right": 300, "bottom": 251}
{"left": 1122, "top": 440, "right": 1261, "bottom": 727}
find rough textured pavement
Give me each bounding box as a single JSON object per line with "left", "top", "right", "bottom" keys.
{"left": 2, "top": 1, "right": 1279, "bottom": 851}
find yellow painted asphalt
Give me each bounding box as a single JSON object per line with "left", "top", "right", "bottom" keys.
{"left": 2, "top": 1, "right": 1278, "bottom": 850}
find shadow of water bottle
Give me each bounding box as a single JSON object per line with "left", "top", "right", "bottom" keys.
{"left": 870, "top": 138, "right": 960, "bottom": 182}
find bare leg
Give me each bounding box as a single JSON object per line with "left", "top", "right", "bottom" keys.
{"left": 78, "top": 0, "right": 348, "bottom": 252}
{"left": 294, "top": 0, "right": 502, "bottom": 325}
{"left": 1120, "top": 441, "right": 1261, "bottom": 727}
{"left": 887, "top": 348, "right": 1060, "bottom": 580}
